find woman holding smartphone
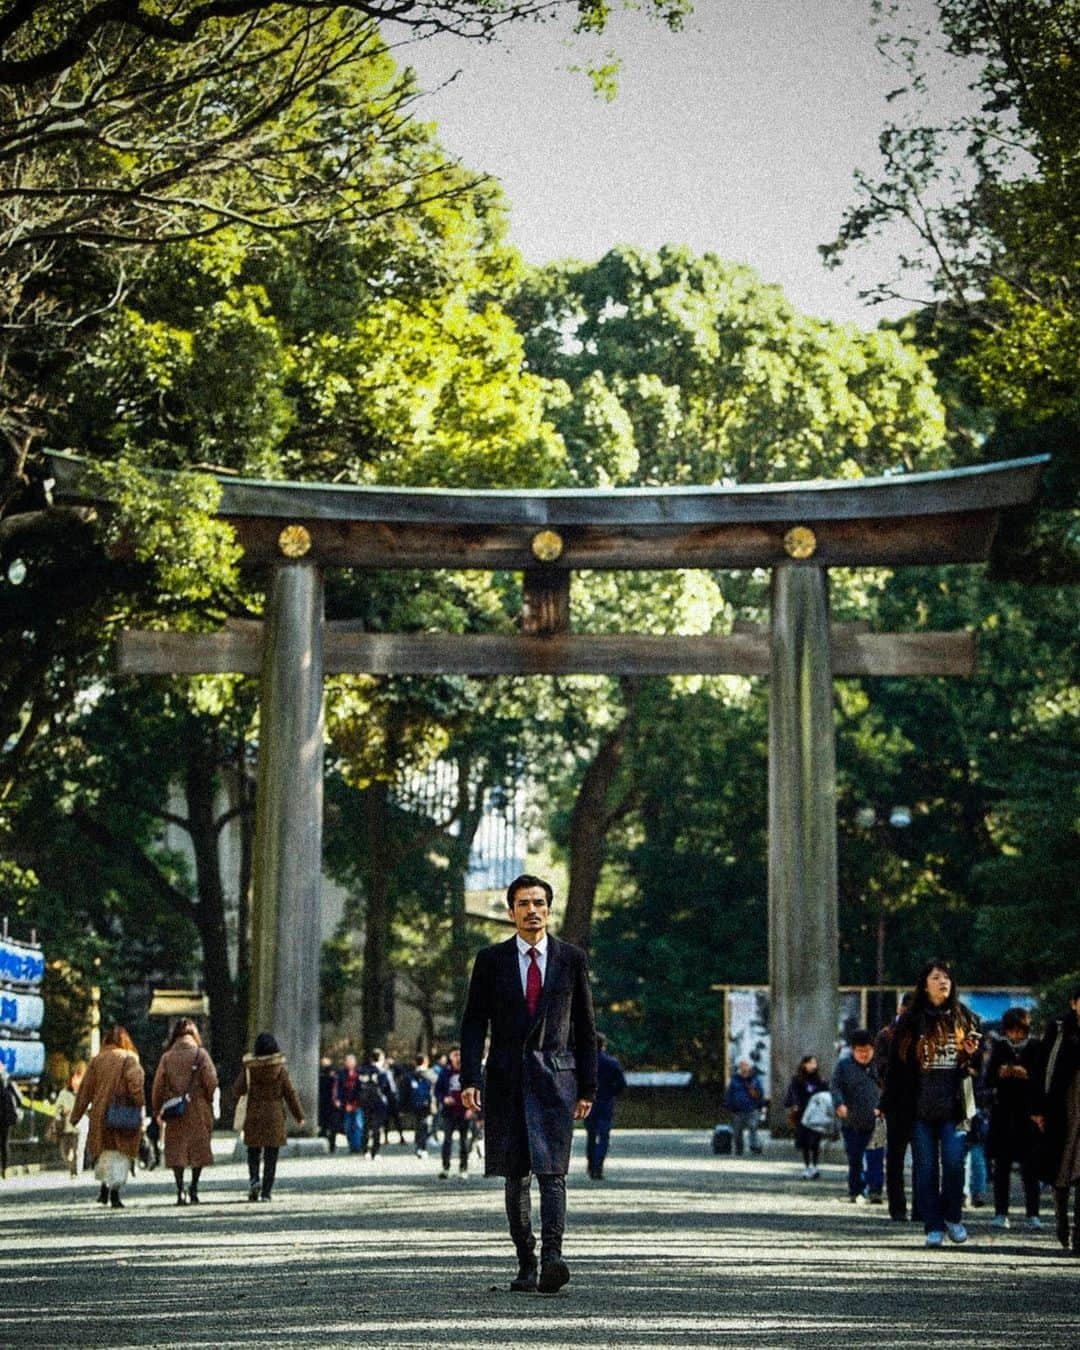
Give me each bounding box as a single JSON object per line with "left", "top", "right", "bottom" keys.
{"left": 882, "top": 959, "right": 981, "bottom": 1247}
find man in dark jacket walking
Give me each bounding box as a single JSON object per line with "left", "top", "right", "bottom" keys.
{"left": 461, "top": 874, "right": 597, "bottom": 1295}
{"left": 586, "top": 1034, "right": 626, "bottom": 1179}
{"left": 830, "top": 1029, "right": 884, "bottom": 1202}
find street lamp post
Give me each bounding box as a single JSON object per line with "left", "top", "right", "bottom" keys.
{"left": 856, "top": 804, "right": 911, "bottom": 1030}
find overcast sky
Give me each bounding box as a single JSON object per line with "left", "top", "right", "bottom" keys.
{"left": 397, "top": 0, "right": 972, "bottom": 328}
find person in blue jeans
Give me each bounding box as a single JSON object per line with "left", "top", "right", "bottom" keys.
{"left": 334, "top": 1053, "right": 366, "bottom": 1154}
{"left": 882, "top": 959, "right": 981, "bottom": 1248}
{"left": 830, "top": 1029, "right": 884, "bottom": 1202}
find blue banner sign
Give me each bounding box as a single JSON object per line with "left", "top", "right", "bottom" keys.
{"left": 0, "top": 992, "right": 44, "bottom": 1034}
{"left": 0, "top": 936, "right": 44, "bottom": 988}
{"left": 0, "top": 1036, "right": 45, "bottom": 1078}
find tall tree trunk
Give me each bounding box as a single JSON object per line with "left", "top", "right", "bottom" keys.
{"left": 561, "top": 704, "right": 637, "bottom": 950}
{"left": 185, "top": 739, "right": 244, "bottom": 1104}
{"left": 361, "top": 781, "right": 392, "bottom": 1059}
{"left": 234, "top": 737, "right": 255, "bottom": 1030}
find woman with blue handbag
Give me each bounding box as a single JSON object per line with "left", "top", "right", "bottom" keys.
{"left": 70, "top": 1025, "right": 145, "bottom": 1209}
{"left": 152, "top": 1017, "right": 218, "bottom": 1206}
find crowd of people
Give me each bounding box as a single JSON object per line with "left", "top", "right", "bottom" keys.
{"left": 26, "top": 954, "right": 1080, "bottom": 1264}
{"left": 760, "top": 962, "right": 1080, "bottom": 1252}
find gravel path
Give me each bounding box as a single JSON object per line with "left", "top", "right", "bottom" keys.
{"left": 2, "top": 1129, "right": 1075, "bottom": 1348}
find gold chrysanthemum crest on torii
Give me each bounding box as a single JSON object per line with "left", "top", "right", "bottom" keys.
{"left": 783, "top": 526, "right": 817, "bottom": 559}
{"left": 278, "top": 524, "right": 312, "bottom": 558}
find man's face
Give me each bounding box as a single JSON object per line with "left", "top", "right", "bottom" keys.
{"left": 449, "top": 1049, "right": 460, "bottom": 1070}
{"left": 344, "top": 1054, "right": 356, "bottom": 1070}
{"left": 508, "top": 884, "right": 550, "bottom": 945}
{"left": 738, "top": 1061, "right": 752, "bottom": 1077}
{"left": 852, "top": 1044, "right": 874, "bottom": 1066}
{"left": 1005, "top": 1024, "right": 1030, "bottom": 1043}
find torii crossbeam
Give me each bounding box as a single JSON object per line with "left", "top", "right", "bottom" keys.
{"left": 48, "top": 451, "right": 1047, "bottom": 1124}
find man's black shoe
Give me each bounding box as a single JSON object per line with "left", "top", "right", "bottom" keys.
{"left": 510, "top": 1257, "right": 538, "bottom": 1292}
{"left": 537, "top": 1259, "right": 570, "bottom": 1294}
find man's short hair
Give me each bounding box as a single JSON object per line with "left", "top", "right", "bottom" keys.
{"left": 506, "top": 873, "right": 554, "bottom": 908}
{"left": 850, "top": 1029, "right": 874, "bottom": 1048}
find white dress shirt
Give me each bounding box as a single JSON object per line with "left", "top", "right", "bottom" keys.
{"left": 515, "top": 934, "right": 548, "bottom": 996}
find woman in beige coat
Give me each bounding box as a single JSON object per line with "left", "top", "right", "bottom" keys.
{"left": 151, "top": 1018, "right": 218, "bottom": 1205}
{"left": 232, "top": 1032, "right": 305, "bottom": 1201}
{"left": 70, "top": 1026, "right": 145, "bottom": 1209}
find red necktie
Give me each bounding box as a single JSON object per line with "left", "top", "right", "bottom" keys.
{"left": 525, "top": 947, "right": 542, "bottom": 1018}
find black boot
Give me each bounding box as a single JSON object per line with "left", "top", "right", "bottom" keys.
{"left": 97, "top": 1183, "right": 109, "bottom": 1205}
{"left": 537, "top": 1257, "right": 570, "bottom": 1294}
{"left": 510, "top": 1248, "right": 538, "bottom": 1293}
{"left": 109, "top": 1188, "right": 123, "bottom": 1209}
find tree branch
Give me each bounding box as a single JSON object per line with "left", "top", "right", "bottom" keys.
{"left": 70, "top": 806, "right": 197, "bottom": 922}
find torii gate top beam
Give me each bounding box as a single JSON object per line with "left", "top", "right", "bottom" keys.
{"left": 46, "top": 452, "right": 1048, "bottom": 571}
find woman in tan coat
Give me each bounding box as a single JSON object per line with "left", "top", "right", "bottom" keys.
{"left": 70, "top": 1025, "right": 145, "bottom": 1209}
{"left": 233, "top": 1032, "right": 305, "bottom": 1201}
{"left": 151, "top": 1018, "right": 218, "bottom": 1205}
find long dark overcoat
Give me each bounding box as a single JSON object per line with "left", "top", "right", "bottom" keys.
{"left": 1031, "top": 1010, "right": 1080, "bottom": 1185}
{"left": 461, "top": 935, "right": 597, "bottom": 1178}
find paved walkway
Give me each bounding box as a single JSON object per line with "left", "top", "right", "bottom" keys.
{"left": 1, "top": 1130, "right": 1075, "bottom": 1348}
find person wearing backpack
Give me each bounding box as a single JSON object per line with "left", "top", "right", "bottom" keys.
{"left": 408, "top": 1054, "right": 436, "bottom": 1158}
{"left": 151, "top": 1017, "right": 218, "bottom": 1206}
{"left": 783, "top": 1054, "right": 828, "bottom": 1179}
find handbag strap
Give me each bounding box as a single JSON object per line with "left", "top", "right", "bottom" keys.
{"left": 179, "top": 1047, "right": 201, "bottom": 1097}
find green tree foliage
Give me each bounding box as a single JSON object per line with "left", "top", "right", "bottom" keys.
{"left": 823, "top": 0, "right": 1078, "bottom": 580}
{"left": 0, "top": 15, "right": 574, "bottom": 1071}
{"left": 589, "top": 684, "right": 767, "bottom": 1072}
{"left": 510, "top": 244, "right": 950, "bottom": 978}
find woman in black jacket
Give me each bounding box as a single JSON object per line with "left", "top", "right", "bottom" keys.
{"left": 783, "top": 1054, "right": 827, "bottom": 1179}
{"left": 986, "top": 1007, "right": 1042, "bottom": 1230}
{"left": 882, "top": 959, "right": 980, "bottom": 1248}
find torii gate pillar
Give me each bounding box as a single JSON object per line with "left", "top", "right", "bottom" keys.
{"left": 249, "top": 560, "right": 324, "bottom": 1123}
{"left": 769, "top": 565, "right": 838, "bottom": 1123}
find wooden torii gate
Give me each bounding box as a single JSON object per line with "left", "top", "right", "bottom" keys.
{"left": 48, "top": 451, "right": 1047, "bottom": 1124}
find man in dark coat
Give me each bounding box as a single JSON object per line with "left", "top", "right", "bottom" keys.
{"left": 461, "top": 873, "right": 597, "bottom": 1295}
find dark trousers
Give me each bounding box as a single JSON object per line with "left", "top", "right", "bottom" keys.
{"left": 585, "top": 1123, "right": 611, "bottom": 1177}
{"left": 991, "top": 1145, "right": 1040, "bottom": 1217}
{"left": 361, "top": 1115, "right": 382, "bottom": 1157}
{"left": 442, "top": 1116, "right": 470, "bottom": 1172}
{"left": 841, "top": 1124, "right": 885, "bottom": 1196}
{"left": 505, "top": 1173, "right": 567, "bottom": 1264}
{"left": 413, "top": 1111, "right": 430, "bottom": 1153}
{"left": 885, "top": 1113, "right": 917, "bottom": 1220}
{"left": 1053, "top": 1182, "right": 1080, "bottom": 1250}
{"left": 247, "top": 1146, "right": 279, "bottom": 1198}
